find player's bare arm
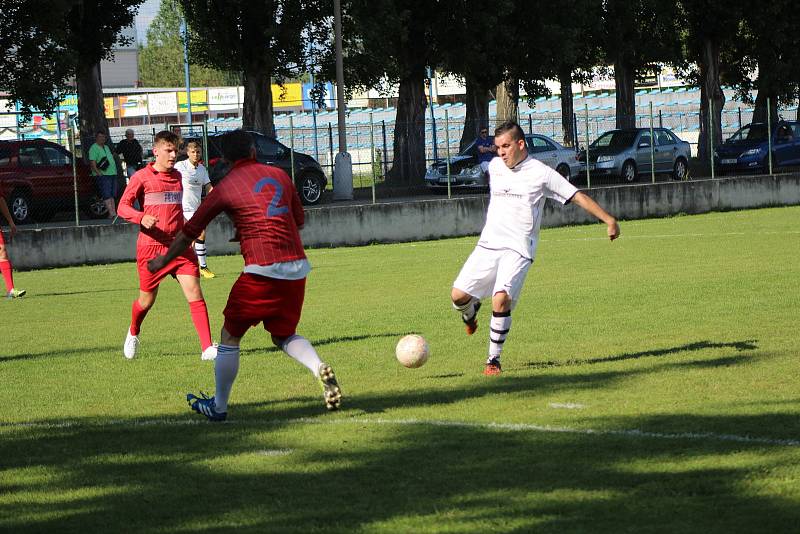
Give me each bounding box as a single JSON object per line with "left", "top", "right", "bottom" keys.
{"left": 571, "top": 191, "right": 620, "bottom": 240}
{"left": 147, "top": 230, "right": 193, "bottom": 273}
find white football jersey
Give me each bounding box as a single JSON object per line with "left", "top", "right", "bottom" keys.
{"left": 175, "top": 159, "right": 210, "bottom": 212}
{"left": 478, "top": 155, "right": 578, "bottom": 260}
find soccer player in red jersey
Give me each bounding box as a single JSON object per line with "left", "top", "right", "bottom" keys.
{"left": 0, "top": 184, "right": 25, "bottom": 299}
{"left": 148, "top": 130, "right": 341, "bottom": 421}
{"left": 118, "top": 130, "right": 216, "bottom": 361}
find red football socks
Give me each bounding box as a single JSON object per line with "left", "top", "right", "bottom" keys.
{"left": 130, "top": 299, "right": 149, "bottom": 336}
{"left": 189, "top": 299, "right": 213, "bottom": 350}
{"left": 0, "top": 260, "right": 14, "bottom": 292}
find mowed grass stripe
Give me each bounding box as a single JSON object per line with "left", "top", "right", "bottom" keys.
{"left": 1, "top": 205, "right": 799, "bottom": 532}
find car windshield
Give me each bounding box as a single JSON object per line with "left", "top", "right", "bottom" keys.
{"left": 458, "top": 141, "right": 478, "bottom": 157}
{"left": 729, "top": 124, "right": 768, "bottom": 142}
{"left": 591, "top": 130, "right": 638, "bottom": 149}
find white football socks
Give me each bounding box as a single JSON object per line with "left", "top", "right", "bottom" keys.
{"left": 453, "top": 296, "right": 479, "bottom": 321}
{"left": 488, "top": 311, "right": 512, "bottom": 362}
{"left": 194, "top": 239, "right": 208, "bottom": 268}
{"left": 213, "top": 344, "right": 240, "bottom": 412}
{"left": 282, "top": 335, "right": 324, "bottom": 376}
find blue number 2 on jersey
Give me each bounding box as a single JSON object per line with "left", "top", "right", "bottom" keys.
{"left": 253, "top": 177, "right": 288, "bottom": 217}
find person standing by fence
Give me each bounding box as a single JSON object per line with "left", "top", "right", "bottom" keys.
{"left": 88, "top": 132, "right": 118, "bottom": 222}
{"left": 116, "top": 129, "right": 144, "bottom": 182}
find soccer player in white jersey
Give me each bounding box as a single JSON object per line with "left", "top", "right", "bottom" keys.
{"left": 451, "top": 121, "right": 620, "bottom": 375}
{"left": 175, "top": 141, "right": 215, "bottom": 279}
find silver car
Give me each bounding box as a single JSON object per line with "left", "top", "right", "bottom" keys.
{"left": 579, "top": 128, "right": 691, "bottom": 182}
{"left": 424, "top": 133, "right": 582, "bottom": 189}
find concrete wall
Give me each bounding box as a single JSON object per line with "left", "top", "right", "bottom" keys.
{"left": 9, "top": 174, "right": 800, "bottom": 271}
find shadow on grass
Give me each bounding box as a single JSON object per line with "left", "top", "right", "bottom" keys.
{"left": 1, "top": 400, "right": 798, "bottom": 532}
{"left": 524, "top": 339, "right": 758, "bottom": 370}
{"left": 28, "top": 288, "right": 132, "bottom": 298}
{"left": 0, "top": 345, "right": 119, "bottom": 364}
{"left": 2, "top": 337, "right": 797, "bottom": 532}
{"left": 241, "top": 332, "right": 410, "bottom": 356}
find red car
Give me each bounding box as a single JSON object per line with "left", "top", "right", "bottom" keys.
{"left": 0, "top": 139, "right": 111, "bottom": 224}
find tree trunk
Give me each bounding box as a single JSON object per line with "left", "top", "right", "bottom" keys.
{"left": 387, "top": 69, "right": 427, "bottom": 185}
{"left": 459, "top": 77, "right": 491, "bottom": 152}
{"left": 242, "top": 65, "right": 275, "bottom": 136}
{"left": 752, "top": 71, "right": 779, "bottom": 125}
{"left": 697, "top": 37, "right": 725, "bottom": 163}
{"left": 559, "top": 67, "right": 575, "bottom": 147}
{"left": 76, "top": 60, "right": 108, "bottom": 157}
{"left": 614, "top": 58, "right": 636, "bottom": 129}
{"left": 495, "top": 78, "right": 519, "bottom": 124}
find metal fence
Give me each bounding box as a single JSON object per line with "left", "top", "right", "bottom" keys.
{"left": 3, "top": 95, "right": 800, "bottom": 226}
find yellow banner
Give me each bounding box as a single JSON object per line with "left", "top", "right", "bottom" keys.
{"left": 177, "top": 90, "right": 208, "bottom": 112}
{"left": 104, "top": 97, "right": 115, "bottom": 118}
{"left": 272, "top": 83, "right": 302, "bottom": 108}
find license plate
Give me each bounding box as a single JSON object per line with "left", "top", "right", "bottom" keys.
{"left": 721, "top": 159, "right": 737, "bottom": 165}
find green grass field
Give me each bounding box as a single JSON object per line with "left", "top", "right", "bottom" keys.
{"left": 2, "top": 206, "right": 799, "bottom": 532}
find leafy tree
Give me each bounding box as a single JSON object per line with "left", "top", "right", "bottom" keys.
{"left": 138, "top": 0, "right": 240, "bottom": 88}
{"left": 179, "top": 0, "right": 327, "bottom": 136}
{"left": 602, "top": 0, "right": 681, "bottom": 128}
{"left": 0, "top": 1, "right": 75, "bottom": 119}
{"left": 336, "top": 0, "right": 443, "bottom": 185}
{"left": 675, "top": 0, "right": 745, "bottom": 162}
{"left": 67, "top": 1, "right": 143, "bottom": 149}
{"left": 432, "top": 1, "right": 510, "bottom": 150}
{"left": 539, "top": 0, "right": 603, "bottom": 148}
{"left": 0, "top": 0, "right": 143, "bottom": 148}
{"left": 721, "top": 0, "right": 800, "bottom": 125}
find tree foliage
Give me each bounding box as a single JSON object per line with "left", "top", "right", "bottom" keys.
{"left": 602, "top": 0, "right": 682, "bottom": 128}
{"left": 179, "top": 0, "right": 328, "bottom": 135}
{"left": 0, "top": 0, "right": 75, "bottom": 119}
{"left": 139, "top": 0, "right": 240, "bottom": 88}
{"left": 0, "top": 0, "right": 142, "bottom": 144}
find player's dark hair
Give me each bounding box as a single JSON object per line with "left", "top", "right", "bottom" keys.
{"left": 221, "top": 130, "right": 255, "bottom": 162}
{"left": 494, "top": 121, "right": 525, "bottom": 142}
{"left": 153, "top": 130, "right": 180, "bottom": 146}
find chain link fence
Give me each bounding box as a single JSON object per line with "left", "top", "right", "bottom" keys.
{"left": 3, "top": 91, "right": 800, "bottom": 224}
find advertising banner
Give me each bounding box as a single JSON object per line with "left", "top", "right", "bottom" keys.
{"left": 208, "top": 87, "right": 239, "bottom": 111}
{"left": 272, "top": 83, "right": 303, "bottom": 108}
{"left": 104, "top": 97, "right": 115, "bottom": 118}
{"left": 119, "top": 94, "right": 149, "bottom": 117}
{"left": 148, "top": 92, "right": 178, "bottom": 115}
{"left": 177, "top": 90, "right": 208, "bottom": 112}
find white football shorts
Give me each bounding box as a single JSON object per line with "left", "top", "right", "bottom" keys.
{"left": 453, "top": 246, "right": 532, "bottom": 306}
{"left": 183, "top": 210, "right": 196, "bottom": 221}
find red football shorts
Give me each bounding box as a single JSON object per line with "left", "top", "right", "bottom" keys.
{"left": 137, "top": 245, "right": 199, "bottom": 292}
{"left": 223, "top": 273, "right": 306, "bottom": 339}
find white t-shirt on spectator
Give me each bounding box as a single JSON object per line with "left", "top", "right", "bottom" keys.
{"left": 478, "top": 155, "right": 578, "bottom": 260}
{"left": 175, "top": 159, "right": 210, "bottom": 213}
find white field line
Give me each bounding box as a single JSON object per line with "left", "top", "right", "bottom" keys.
{"left": 3, "top": 416, "right": 799, "bottom": 447}
{"left": 549, "top": 402, "right": 587, "bottom": 409}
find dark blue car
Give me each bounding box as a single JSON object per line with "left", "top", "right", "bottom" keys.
{"left": 714, "top": 121, "right": 800, "bottom": 173}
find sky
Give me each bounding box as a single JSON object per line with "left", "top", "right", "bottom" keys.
{"left": 134, "top": 0, "right": 162, "bottom": 46}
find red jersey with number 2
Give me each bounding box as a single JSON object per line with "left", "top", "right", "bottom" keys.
{"left": 182, "top": 159, "right": 305, "bottom": 265}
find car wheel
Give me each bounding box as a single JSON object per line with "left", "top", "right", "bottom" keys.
{"left": 82, "top": 194, "right": 109, "bottom": 219}
{"left": 298, "top": 173, "right": 324, "bottom": 205}
{"left": 556, "top": 163, "right": 571, "bottom": 180}
{"left": 621, "top": 160, "right": 637, "bottom": 183}
{"left": 7, "top": 189, "right": 33, "bottom": 225}
{"left": 672, "top": 157, "right": 688, "bottom": 181}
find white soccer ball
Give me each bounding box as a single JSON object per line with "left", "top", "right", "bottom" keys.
{"left": 395, "top": 334, "right": 430, "bottom": 368}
